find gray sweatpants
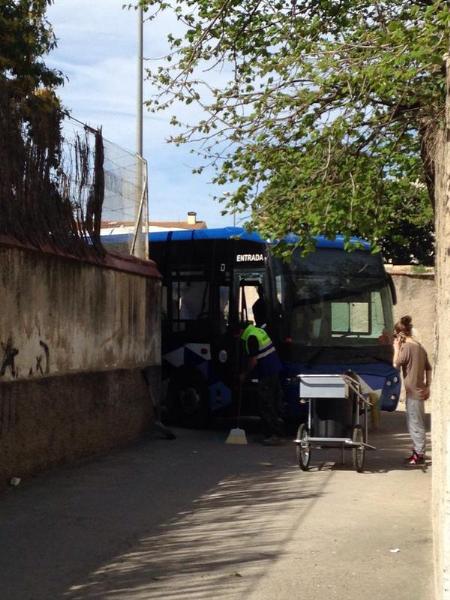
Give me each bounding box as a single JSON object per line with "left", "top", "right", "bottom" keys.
{"left": 406, "top": 396, "right": 426, "bottom": 455}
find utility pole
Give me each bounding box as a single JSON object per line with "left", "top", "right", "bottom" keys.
{"left": 132, "top": 3, "right": 149, "bottom": 259}
{"left": 137, "top": 3, "right": 143, "bottom": 159}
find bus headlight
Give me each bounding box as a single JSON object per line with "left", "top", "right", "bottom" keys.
{"left": 218, "top": 350, "right": 228, "bottom": 363}
{"left": 386, "top": 380, "right": 392, "bottom": 386}
{"left": 390, "top": 394, "right": 397, "bottom": 401}
{"left": 393, "top": 376, "right": 399, "bottom": 383}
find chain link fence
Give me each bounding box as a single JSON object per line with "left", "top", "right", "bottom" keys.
{"left": 101, "top": 136, "right": 149, "bottom": 260}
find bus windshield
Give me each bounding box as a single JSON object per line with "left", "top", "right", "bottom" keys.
{"left": 273, "top": 248, "right": 394, "bottom": 346}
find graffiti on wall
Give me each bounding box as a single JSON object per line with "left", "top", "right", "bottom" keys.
{"left": 0, "top": 337, "right": 50, "bottom": 380}
{"left": 35, "top": 341, "right": 50, "bottom": 376}
{"left": 0, "top": 338, "right": 51, "bottom": 437}
{"left": 0, "top": 337, "right": 18, "bottom": 378}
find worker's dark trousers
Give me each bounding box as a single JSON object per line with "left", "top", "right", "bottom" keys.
{"left": 258, "top": 375, "right": 284, "bottom": 436}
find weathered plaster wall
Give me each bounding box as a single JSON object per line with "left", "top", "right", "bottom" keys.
{"left": 386, "top": 265, "right": 436, "bottom": 361}
{"left": 0, "top": 247, "right": 160, "bottom": 380}
{"left": 0, "top": 245, "right": 161, "bottom": 483}
{"left": 0, "top": 368, "right": 159, "bottom": 481}
{"left": 433, "top": 119, "right": 450, "bottom": 598}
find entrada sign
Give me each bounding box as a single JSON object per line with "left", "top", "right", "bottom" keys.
{"left": 236, "top": 253, "right": 264, "bottom": 262}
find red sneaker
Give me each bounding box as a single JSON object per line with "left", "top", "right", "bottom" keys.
{"left": 407, "top": 452, "right": 425, "bottom": 465}
{"left": 405, "top": 451, "right": 416, "bottom": 462}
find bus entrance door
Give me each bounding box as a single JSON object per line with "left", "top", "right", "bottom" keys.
{"left": 233, "top": 271, "right": 266, "bottom": 418}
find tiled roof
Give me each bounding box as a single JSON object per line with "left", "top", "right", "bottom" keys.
{"left": 149, "top": 220, "right": 207, "bottom": 230}
{"left": 101, "top": 220, "right": 207, "bottom": 230}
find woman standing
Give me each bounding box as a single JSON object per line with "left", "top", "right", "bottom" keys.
{"left": 393, "top": 316, "right": 432, "bottom": 465}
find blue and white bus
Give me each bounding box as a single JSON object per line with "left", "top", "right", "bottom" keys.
{"left": 140, "top": 227, "right": 401, "bottom": 428}
{"left": 103, "top": 227, "right": 400, "bottom": 426}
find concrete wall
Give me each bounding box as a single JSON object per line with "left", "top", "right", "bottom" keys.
{"left": 0, "top": 243, "right": 161, "bottom": 483}
{"left": 433, "top": 120, "right": 450, "bottom": 599}
{"left": 0, "top": 369, "right": 158, "bottom": 481}
{"left": 0, "top": 246, "right": 160, "bottom": 380}
{"left": 386, "top": 265, "right": 436, "bottom": 361}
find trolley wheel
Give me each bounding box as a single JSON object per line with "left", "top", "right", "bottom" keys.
{"left": 352, "top": 425, "right": 366, "bottom": 473}
{"left": 296, "top": 424, "right": 311, "bottom": 471}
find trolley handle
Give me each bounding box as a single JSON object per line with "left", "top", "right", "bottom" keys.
{"left": 342, "top": 375, "right": 372, "bottom": 408}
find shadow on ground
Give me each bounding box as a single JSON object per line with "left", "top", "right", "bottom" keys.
{"left": 0, "top": 409, "right": 429, "bottom": 600}
{"left": 0, "top": 426, "right": 329, "bottom": 600}
{"left": 65, "top": 465, "right": 329, "bottom": 600}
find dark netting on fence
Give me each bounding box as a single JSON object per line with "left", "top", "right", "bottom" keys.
{"left": 0, "top": 91, "right": 105, "bottom": 258}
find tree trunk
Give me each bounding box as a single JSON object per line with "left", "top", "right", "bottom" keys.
{"left": 433, "top": 53, "right": 450, "bottom": 599}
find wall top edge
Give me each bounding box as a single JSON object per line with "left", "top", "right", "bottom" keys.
{"left": 0, "top": 235, "right": 161, "bottom": 280}
{"left": 385, "top": 264, "right": 435, "bottom": 278}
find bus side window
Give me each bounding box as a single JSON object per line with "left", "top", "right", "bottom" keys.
{"left": 275, "top": 274, "right": 283, "bottom": 306}
{"left": 371, "top": 291, "right": 385, "bottom": 337}
{"left": 172, "top": 280, "right": 209, "bottom": 321}
{"left": 162, "top": 285, "right": 168, "bottom": 320}
{"left": 172, "top": 281, "right": 180, "bottom": 320}
{"left": 219, "top": 286, "right": 230, "bottom": 333}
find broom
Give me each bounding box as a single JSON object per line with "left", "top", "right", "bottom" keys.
{"left": 226, "top": 381, "right": 247, "bottom": 444}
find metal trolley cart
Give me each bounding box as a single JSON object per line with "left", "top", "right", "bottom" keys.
{"left": 294, "top": 373, "right": 375, "bottom": 473}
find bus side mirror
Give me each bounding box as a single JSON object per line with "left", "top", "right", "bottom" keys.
{"left": 388, "top": 274, "right": 397, "bottom": 305}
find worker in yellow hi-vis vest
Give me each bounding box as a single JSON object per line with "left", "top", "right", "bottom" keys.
{"left": 240, "top": 299, "right": 284, "bottom": 445}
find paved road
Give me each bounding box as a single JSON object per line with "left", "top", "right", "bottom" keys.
{"left": 0, "top": 410, "right": 432, "bottom": 600}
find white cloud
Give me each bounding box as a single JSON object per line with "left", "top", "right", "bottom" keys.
{"left": 47, "top": 0, "right": 233, "bottom": 227}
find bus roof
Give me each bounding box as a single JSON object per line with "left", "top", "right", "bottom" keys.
{"left": 147, "top": 227, "right": 371, "bottom": 250}
{"left": 148, "top": 227, "right": 262, "bottom": 243}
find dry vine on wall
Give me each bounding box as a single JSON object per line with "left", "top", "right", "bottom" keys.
{"left": 0, "top": 87, "right": 105, "bottom": 258}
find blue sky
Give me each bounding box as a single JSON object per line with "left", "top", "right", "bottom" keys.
{"left": 47, "top": 0, "right": 233, "bottom": 227}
